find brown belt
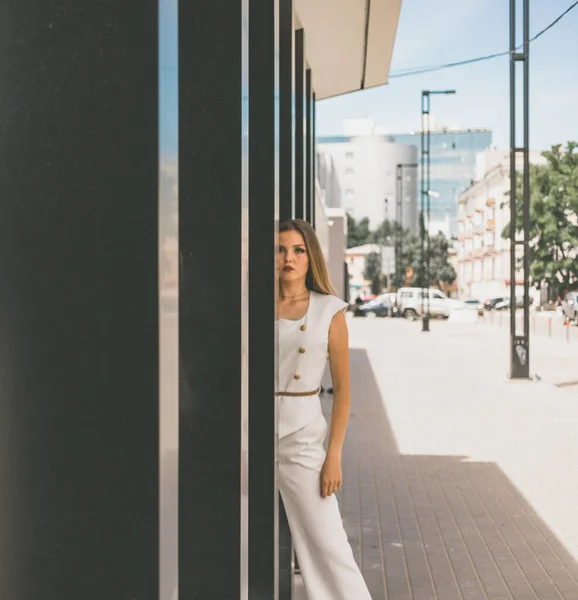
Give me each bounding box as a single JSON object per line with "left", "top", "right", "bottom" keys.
{"left": 275, "top": 388, "right": 320, "bottom": 397}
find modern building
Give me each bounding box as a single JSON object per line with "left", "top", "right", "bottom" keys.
{"left": 0, "top": 1, "right": 403, "bottom": 599}
{"left": 318, "top": 124, "right": 419, "bottom": 234}
{"left": 390, "top": 128, "right": 493, "bottom": 235}
{"left": 316, "top": 150, "right": 344, "bottom": 209}
{"left": 456, "top": 149, "right": 546, "bottom": 302}
{"left": 318, "top": 123, "right": 493, "bottom": 237}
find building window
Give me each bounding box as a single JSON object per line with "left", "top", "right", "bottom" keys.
{"left": 345, "top": 151, "right": 354, "bottom": 159}
{"left": 345, "top": 188, "right": 354, "bottom": 196}
{"left": 345, "top": 167, "right": 354, "bottom": 176}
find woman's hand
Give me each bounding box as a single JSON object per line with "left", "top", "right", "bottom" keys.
{"left": 320, "top": 454, "right": 343, "bottom": 498}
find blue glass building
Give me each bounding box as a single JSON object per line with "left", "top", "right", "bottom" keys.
{"left": 318, "top": 128, "right": 492, "bottom": 236}
{"left": 390, "top": 129, "right": 493, "bottom": 235}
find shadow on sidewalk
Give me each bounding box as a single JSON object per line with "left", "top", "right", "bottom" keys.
{"left": 316, "top": 348, "right": 578, "bottom": 600}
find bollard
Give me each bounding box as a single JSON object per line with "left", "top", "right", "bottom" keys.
{"left": 548, "top": 317, "right": 552, "bottom": 339}
{"left": 566, "top": 318, "right": 570, "bottom": 343}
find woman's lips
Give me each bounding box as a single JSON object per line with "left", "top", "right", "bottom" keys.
{"left": 283, "top": 266, "right": 294, "bottom": 272}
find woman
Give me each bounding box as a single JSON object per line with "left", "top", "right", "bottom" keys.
{"left": 277, "top": 219, "right": 372, "bottom": 600}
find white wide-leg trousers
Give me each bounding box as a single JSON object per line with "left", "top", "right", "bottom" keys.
{"left": 278, "top": 414, "right": 372, "bottom": 600}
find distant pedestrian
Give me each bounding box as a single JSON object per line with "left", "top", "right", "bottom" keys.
{"left": 556, "top": 296, "right": 564, "bottom": 321}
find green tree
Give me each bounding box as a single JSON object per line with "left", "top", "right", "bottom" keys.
{"left": 371, "top": 217, "right": 456, "bottom": 289}
{"left": 428, "top": 233, "right": 457, "bottom": 287}
{"left": 371, "top": 219, "right": 396, "bottom": 245}
{"left": 363, "top": 252, "right": 383, "bottom": 295}
{"left": 503, "top": 142, "right": 578, "bottom": 296}
{"left": 347, "top": 214, "right": 372, "bottom": 248}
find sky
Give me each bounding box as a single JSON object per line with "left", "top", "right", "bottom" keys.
{"left": 316, "top": 0, "right": 578, "bottom": 151}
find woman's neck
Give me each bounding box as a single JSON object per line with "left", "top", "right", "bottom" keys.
{"left": 279, "top": 280, "right": 308, "bottom": 299}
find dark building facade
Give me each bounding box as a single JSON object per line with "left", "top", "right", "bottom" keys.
{"left": 0, "top": 1, "right": 401, "bottom": 598}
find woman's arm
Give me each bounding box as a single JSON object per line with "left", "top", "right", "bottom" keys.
{"left": 327, "top": 309, "right": 351, "bottom": 457}
{"left": 319, "top": 308, "right": 350, "bottom": 498}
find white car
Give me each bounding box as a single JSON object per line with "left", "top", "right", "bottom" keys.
{"left": 397, "top": 287, "right": 452, "bottom": 321}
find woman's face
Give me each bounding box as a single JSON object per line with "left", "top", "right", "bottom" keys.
{"left": 277, "top": 230, "right": 309, "bottom": 283}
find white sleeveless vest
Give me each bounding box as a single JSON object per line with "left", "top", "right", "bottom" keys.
{"left": 277, "top": 292, "right": 348, "bottom": 438}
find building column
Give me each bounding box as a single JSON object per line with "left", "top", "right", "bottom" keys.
{"left": 305, "top": 68, "right": 313, "bottom": 224}
{"left": 179, "top": 0, "right": 249, "bottom": 597}
{"left": 248, "top": 0, "right": 280, "bottom": 598}
{"left": 294, "top": 28, "right": 306, "bottom": 220}
{"left": 0, "top": 2, "right": 160, "bottom": 597}
{"left": 279, "top": 4, "right": 296, "bottom": 595}
{"left": 279, "top": 0, "right": 295, "bottom": 223}
{"left": 312, "top": 92, "right": 318, "bottom": 228}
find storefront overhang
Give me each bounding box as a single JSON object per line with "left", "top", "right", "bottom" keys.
{"left": 295, "top": 0, "right": 403, "bottom": 100}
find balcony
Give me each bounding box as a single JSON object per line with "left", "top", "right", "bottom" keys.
{"left": 486, "top": 197, "right": 496, "bottom": 207}
{"left": 487, "top": 219, "right": 495, "bottom": 232}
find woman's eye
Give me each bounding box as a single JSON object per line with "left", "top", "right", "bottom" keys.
{"left": 295, "top": 248, "right": 305, "bottom": 254}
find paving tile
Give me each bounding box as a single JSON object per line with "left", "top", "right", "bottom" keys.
{"left": 291, "top": 319, "right": 578, "bottom": 599}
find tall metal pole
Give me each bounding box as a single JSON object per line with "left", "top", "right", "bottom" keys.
{"left": 396, "top": 164, "right": 403, "bottom": 287}
{"left": 419, "top": 89, "right": 455, "bottom": 332}
{"left": 425, "top": 99, "right": 432, "bottom": 323}
{"left": 509, "top": 0, "right": 531, "bottom": 378}
{"left": 420, "top": 94, "right": 429, "bottom": 331}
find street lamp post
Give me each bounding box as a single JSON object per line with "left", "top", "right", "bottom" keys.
{"left": 509, "top": 0, "right": 531, "bottom": 378}
{"left": 396, "top": 163, "right": 418, "bottom": 288}
{"left": 420, "top": 89, "right": 456, "bottom": 332}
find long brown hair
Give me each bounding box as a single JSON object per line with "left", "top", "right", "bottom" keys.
{"left": 279, "top": 219, "right": 336, "bottom": 296}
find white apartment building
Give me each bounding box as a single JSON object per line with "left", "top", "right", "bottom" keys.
{"left": 457, "top": 149, "right": 546, "bottom": 302}
{"left": 318, "top": 119, "right": 419, "bottom": 233}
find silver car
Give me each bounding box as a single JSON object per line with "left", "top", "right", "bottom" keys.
{"left": 397, "top": 287, "right": 452, "bottom": 321}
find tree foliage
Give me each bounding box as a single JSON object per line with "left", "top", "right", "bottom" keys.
{"left": 346, "top": 214, "right": 372, "bottom": 248}
{"left": 363, "top": 252, "right": 383, "bottom": 295}
{"left": 347, "top": 213, "right": 456, "bottom": 290}
{"left": 393, "top": 231, "right": 456, "bottom": 289}
{"left": 503, "top": 142, "right": 578, "bottom": 295}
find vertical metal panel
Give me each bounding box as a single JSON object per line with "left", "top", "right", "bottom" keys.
{"left": 279, "top": 0, "right": 296, "bottom": 595}
{"left": 159, "top": 0, "right": 179, "bottom": 597}
{"left": 305, "top": 68, "right": 313, "bottom": 223}
{"left": 248, "top": 0, "right": 280, "bottom": 597}
{"left": 312, "top": 92, "right": 317, "bottom": 229}
{"left": 178, "top": 0, "right": 248, "bottom": 596}
{"left": 241, "top": 2, "right": 250, "bottom": 597}
{"left": 294, "top": 28, "right": 306, "bottom": 220}
{"left": 279, "top": 0, "right": 295, "bottom": 223}
{"left": 0, "top": 2, "right": 160, "bottom": 597}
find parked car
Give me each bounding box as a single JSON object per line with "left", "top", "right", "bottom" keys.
{"left": 352, "top": 293, "right": 391, "bottom": 318}
{"left": 453, "top": 298, "right": 483, "bottom": 314}
{"left": 482, "top": 297, "right": 507, "bottom": 311}
{"left": 563, "top": 291, "right": 578, "bottom": 323}
{"left": 397, "top": 287, "right": 452, "bottom": 321}
{"left": 494, "top": 297, "right": 534, "bottom": 311}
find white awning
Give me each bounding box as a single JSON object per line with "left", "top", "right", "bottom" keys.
{"left": 295, "top": 0, "right": 403, "bottom": 100}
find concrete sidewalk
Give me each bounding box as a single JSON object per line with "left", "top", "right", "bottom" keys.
{"left": 295, "top": 317, "right": 578, "bottom": 599}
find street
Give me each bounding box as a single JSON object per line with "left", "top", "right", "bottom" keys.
{"left": 295, "top": 315, "right": 578, "bottom": 599}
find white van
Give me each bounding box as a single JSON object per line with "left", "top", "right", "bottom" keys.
{"left": 397, "top": 287, "right": 452, "bottom": 321}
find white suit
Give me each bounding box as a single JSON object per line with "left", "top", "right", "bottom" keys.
{"left": 277, "top": 292, "right": 372, "bottom": 600}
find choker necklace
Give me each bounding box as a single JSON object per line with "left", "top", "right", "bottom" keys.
{"left": 280, "top": 290, "right": 309, "bottom": 300}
